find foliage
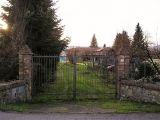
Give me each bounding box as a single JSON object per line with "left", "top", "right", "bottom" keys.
{"left": 90, "top": 34, "right": 98, "bottom": 48}
{"left": 131, "top": 23, "right": 147, "bottom": 61}
{"left": 0, "top": 30, "right": 15, "bottom": 56}
{"left": 144, "top": 42, "right": 160, "bottom": 74}
{"left": 103, "top": 44, "right": 106, "bottom": 48}
{"left": 0, "top": 0, "right": 69, "bottom": 81}
{"left": 1, "top": 0, "right": 30, "bottom": 52}
{"left": 135, "top": 62, "right": 156, "bottom": 79}
{"left": 0, "top": 57, "right": 18, "bottom": 81}
{"left": 1, "top": 0, "right": 69, "bottom": 55}
{"left": 130, "top": 23, "right": 160, "bottom": 74}
{"left": 151, "top": 75, "right": 160, "bottom": 82}
{"left": 112, "top": 31, "right": 130, "bottom": 52}
{"left": 25, "top": 0, "right": 69, "bottom": 55}
{"left": 0, "top": 30, "right": 18, "bottom": 81}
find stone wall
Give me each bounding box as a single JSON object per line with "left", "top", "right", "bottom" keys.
{"left": 120, "top": 80, "right": 160, "bottom": 104}
{"left": 0, "top": 80, "right": 28, "bottom": 103}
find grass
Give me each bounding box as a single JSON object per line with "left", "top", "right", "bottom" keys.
{"left": 33, "top": 62, "right": 115, "bottom": 102}
{"left": 1, "top": 62, "right": 160, "bottom": 113}
{"left": 1, "top": 100, "right": 160, "bottom": 113}
{"left": 78, "top": 100, "right": 160, "bottom": 113}
{"left": 0, "top": 103, "right": 34, "bottom": 112}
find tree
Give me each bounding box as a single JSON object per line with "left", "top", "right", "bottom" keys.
{"left": 142, "top": 37, "right": 160, "bottom": 74}
{"left": 90, "top": 34, "right": 98, "bottom": 48}
{"left": 131, "top": 23, "right": 160, "bottom": 75}
{"left": 1, "top": 0, "right": 31, "bottom": 53}
{"left": 0, "top": 0, "right": 69, "bottom": 81}
{"left": 131, "top": 23, "right": 146, "bottom": 61}
{"left": 112, "top": 31, "right": 130, "bottom": 52}
{"left": 1, "top": 0, "right": 68, "bottom": 55}
{"left": 103, "top": 44, "right": 106, "bottom": 48}
{"left": 25, "top": 0, "right": 68, "bottom": 55}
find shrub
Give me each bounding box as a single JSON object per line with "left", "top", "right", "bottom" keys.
{"left": 137, "top": 62, "right": 156, "bottom": 79}
{"left": 151, "top": 75, "right": 160, "bottom": 82}
{"left": 0, "top": 57, "right": 19, "bottom": 81}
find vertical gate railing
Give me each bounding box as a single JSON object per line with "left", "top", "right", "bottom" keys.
{"left": 32, "top": 55, "right": 117, "bottom": 101}
{"left": 73, "top": 56, "right": 77, "bottom": 100}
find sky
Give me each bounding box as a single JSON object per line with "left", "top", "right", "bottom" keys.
{"left": 0, "top": 0, "right": 8, "bottom": 29}
{"left": 1, "top": 0, "right": 160, "bottom": 47}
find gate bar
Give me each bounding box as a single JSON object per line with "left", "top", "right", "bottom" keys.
{"left": 73, "top": 56, "right": 77, "bottom": 101}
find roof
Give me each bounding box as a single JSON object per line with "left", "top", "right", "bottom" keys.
{"left": 95, "top": 47, "right": 115, "bottom": 55}
{"left": 66, "top": 47, "right": 116, "bottom": 56}
{"left": 66, "top": 47, "right": 100, "bottom": 56}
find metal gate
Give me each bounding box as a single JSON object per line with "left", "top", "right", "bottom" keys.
{"left": 32, "top": 55, "right": 116, "bottom": 101}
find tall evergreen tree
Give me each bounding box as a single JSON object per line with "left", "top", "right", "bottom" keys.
{"left": 103, "top": 44, "right": 106, "bottom": 48}
{"left": 131, "top": 23, "right": 146, "bottom": 61}
{"left": 113, "top": 33, "right": 121, "bottom": 51}
{"left": 113, "top": 31, "right": 130, "bottom": 52}
{"left": 90, "top": 34, "right": 98, "bottom": 48}
{"left": 1, "top": 0, "right": 68, "bottom": 55}
{"left": 0, "top": 0, "right": 69, "bottom": 81}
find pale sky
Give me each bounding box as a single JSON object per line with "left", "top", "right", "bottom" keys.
{"left": 1, "top": 0, "right": 160, "bottom": 47}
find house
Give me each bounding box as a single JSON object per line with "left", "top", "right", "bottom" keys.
{"left": 66, "top": 47, "right": 99, "bottom": 63}
{"left": 94, "top": 47, "right": 116, "bottom": 63}
{"left": 66, "top": 47, "right": 99, "bottom": 56}
{"left": 66, "top": 47, "right": 116, "bottom": 65}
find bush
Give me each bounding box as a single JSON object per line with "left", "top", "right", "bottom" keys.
{"left": 151, "top": 75, "right": 160, "bottom": 82}
{"left": 136, "top": 62, "right": 156, "bottom": 79}
{"left": 0, "top": 57, "right": 19, "bottom": 81}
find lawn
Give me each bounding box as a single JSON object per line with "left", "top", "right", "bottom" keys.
{"left": 1, "top": 62, "right": 160, "bottom": 113}
{"left": 33, "top": 62, "right": 115, "bottom": 102}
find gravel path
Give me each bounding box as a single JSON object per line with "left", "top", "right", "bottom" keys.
{"left": 0, "top": 112, "right": 160, "bottom": 120}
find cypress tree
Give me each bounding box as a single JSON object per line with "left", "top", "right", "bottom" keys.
{"left": 90, "top": 34, "right": 98, "bottom": 48}
{"left": 131, "top": 23, "right": 146, "bottom": 61}
{"left": 113, "top": 31, "right": 130, "bottom": 52}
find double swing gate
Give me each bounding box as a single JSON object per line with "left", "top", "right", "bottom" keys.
{"left": 32, "top": 55, "right": 116, "bottom": 101}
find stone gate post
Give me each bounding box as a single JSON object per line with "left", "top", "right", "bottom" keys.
{"left": 116, "top": 48, "right": 130, "bottom": 99}
{"left": 19, "top": 45, "right": 33, "bottom": 101}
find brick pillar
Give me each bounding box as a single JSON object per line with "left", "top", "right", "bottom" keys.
{"left": 117, "top": 55, "right": 130, "bottom": 79}
{"left": 19, "top": 45, "right": 33, "bottom": 101}
{"left": 116, "top": 48, "right": 130, "bottom": 99}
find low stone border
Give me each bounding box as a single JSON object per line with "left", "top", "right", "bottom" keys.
{"left": 0, "top": 80, "right": 28, "bottom": 103}
{"left": 120, "top": 80, "right": 160, "bottom": 104}
{"left": 0, "top": 80, "right": 26, "bottom": 91}
{"left": 121, "top": 80, "right": 160, "bottom": 91}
